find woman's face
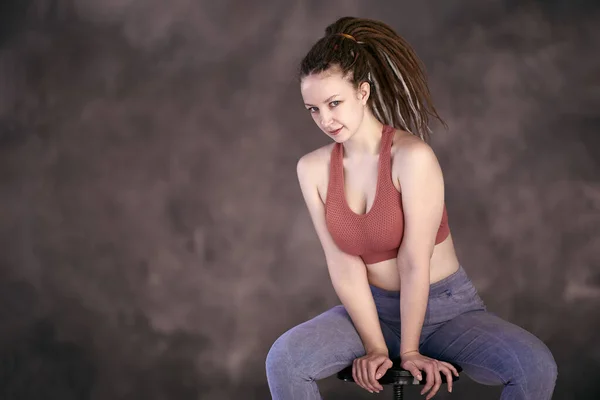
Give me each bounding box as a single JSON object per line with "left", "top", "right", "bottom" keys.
{"left": 300, "top": 67, "right": 370, "bottom": 142}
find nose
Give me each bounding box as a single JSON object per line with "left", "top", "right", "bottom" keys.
{"left": 319, "top": 110, "right": 334, "bottom": 127}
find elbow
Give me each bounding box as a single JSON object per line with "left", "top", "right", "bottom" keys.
{"left": 327, "top": 254, "right": 367, "bottom": 286}
{"left": 396, "top": 247, "right": 431, "bottom": 275}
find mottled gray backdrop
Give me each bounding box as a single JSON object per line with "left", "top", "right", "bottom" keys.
{"left": 0, "top": 0, "right": 598, "bottom": 399}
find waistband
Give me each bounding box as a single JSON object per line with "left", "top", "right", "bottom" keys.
{"left": 369, "top": 265, "right": 468, "bottom": 299}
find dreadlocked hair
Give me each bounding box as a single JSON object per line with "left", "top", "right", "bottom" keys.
{"left": 299, "top": 16, "right": 447, "bottom": 142}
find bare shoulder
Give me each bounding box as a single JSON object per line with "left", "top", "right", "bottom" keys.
{"left": 391, "top": 130, "right": 441, "bottom": 172}
{"left": 296, "top": 143, "right": 335, "bottom": 184}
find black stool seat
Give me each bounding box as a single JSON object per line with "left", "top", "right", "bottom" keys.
{"left": 337, "top": 357, "right": 462, "bottom": 399}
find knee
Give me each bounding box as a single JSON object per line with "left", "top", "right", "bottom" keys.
{"left": 532, "top": 344, "right": 558, "bottom": 386}
{"left": 266, "top": 332, "right": 296, "bottom": 376}
{"left": 518, "top": 340, "right": 558, "bottom": 391}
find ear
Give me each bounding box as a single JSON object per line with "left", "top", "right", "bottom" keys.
{"left": 357, "top": 81, "right": 371, "bottom": 105}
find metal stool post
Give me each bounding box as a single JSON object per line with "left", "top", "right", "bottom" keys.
{"left": 393, "top": 384, "right": 403, "bottom": 399}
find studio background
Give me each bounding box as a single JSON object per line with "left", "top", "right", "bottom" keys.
{"left": 0, "top": 0, "right": 598, "bottom": 399}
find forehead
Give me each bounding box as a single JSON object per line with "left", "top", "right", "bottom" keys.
{"left": 300, "top": 69, "right": 354, "bottom": 102}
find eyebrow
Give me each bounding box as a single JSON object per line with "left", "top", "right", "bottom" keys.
{"left": 304, "top": 94, "right": 340, "bottom": 107}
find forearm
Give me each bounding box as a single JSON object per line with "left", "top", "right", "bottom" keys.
{"left": 398, "top": 255, "right": 430, "bottom": 354}
{"left": 328, "top": 259, "right": 388, "bottom": 354}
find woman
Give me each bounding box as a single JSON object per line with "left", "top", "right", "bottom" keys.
{"left": 266, "top": 16, "right": 557, "bottom": 400}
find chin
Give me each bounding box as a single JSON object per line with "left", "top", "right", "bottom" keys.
{"left": 321, "top": 126, "right": 346, "bottom": 141}
{"left": 335, "top": 129, "right": 355, "bottom": 143}
{"left": 328, "top": 132, "right": 348, "bottom": 143}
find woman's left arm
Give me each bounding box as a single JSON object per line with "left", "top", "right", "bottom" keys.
{"left": 393, "top": 139, "right": 457, "bottom": 399}
{"left": 394, "top": 139, "right": 444, "bottom": 354}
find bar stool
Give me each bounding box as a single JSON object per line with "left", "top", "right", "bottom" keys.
{"left": 337, "top": 357, "right": 462, "bottom": 399}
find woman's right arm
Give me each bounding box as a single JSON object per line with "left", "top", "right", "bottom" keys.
{"left": 296, "top": 153, "right": 387, "bottom": 355}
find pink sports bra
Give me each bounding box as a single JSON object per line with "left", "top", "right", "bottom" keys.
{"left": 325, "top": 124, "right": 450, "bottom": 264}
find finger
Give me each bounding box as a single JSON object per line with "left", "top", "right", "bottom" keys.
{"left": 367, "top": 360, "right": 383, "bottom": 392}
{"left": 445, "top": 363, "right": 458, "bottom": 376}
{"left": 440, "top": 366, "right": 454, "bottom": 393}
{"left": 361, "top": 360, "right": 374, "bottom": 393}
{"left": 356, "top": 361, "right": 370, "bottom": 393}
{"left": 426, "top": 365, "right": 442, "bottom": 400}
{"left": 354, "top": 361, "right": 365, "bottom": 392}
{"left": 365, "top": 361, "right": 376, "bottom": 392}
{"left": 375, "top": 358, "right": 392, "bottom": 380}
{"left": 352, "top": 360, "right": 358, "bottom": 385}
{"left": 441, "top": 361, "right": 459, "bottom": 377}
{"left": 420, "top": 364, "right": 435, "bottom": 395}
{"left": 403, "top": 360, "right": 423, "bottom": 382}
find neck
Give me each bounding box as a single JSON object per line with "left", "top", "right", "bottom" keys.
{"left": 342, "top": 114, "right": 385, "bottom": 157}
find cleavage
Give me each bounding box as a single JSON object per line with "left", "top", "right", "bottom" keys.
{"left": 342, "top": 157, "right": 379, "bottom": 215}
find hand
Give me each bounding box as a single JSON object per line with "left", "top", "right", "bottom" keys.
{"left": 352, "top": 350, "right": 393, "bottom": 394}
{"left": 400, "top": 351, "right": 459, "bottom": 399}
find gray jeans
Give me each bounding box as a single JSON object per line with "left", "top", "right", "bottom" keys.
{"left": 266, "top": 266, "right": 557, "bottom": 399}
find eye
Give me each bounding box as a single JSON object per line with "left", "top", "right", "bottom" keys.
{"left": 330, "top": 100, "right": 341, "bottom": 107}
{"left": 307, "top": 107, "right": 318, "bottom": 113}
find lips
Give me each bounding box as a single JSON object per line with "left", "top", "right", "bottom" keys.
{"left": 328, "top": 127, "right": 343, "bottom": 135}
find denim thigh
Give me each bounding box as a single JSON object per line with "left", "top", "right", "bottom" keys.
{"left": 369, "top": 265, "right": 487, "bottom": 351}
{"left": 421, "top": 265, "right": 487, "bottom": 338}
